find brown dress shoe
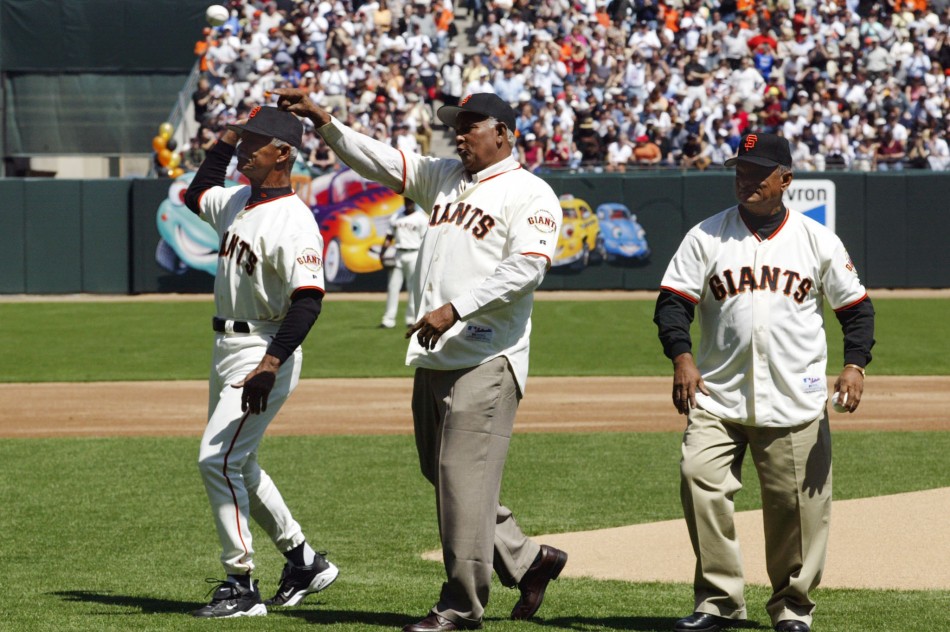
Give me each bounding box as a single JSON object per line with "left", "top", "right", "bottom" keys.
{"left": 510, "top": 544, "right": 569, "bottom": 620}
{"left": 402, "top": 613, "right": 481, "bottom": 632}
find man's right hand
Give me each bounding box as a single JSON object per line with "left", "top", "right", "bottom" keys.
{"left": 671, "top": 352, "right": 709, "bottom": 416}
{"left": 220, "top": 118, "right": 246, "bottom": 147}
{"left": 273, "top": 89, "right": 332, "bottom": 127}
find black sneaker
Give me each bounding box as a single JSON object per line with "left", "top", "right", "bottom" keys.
{"left": 192, "top": 579, "right": 267, "bottom": 618}
{"left": 265, "top": 553, "right": 339, "bottom": 607}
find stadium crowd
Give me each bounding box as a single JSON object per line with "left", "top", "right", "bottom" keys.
{"left": 184, "top": 0, "right": 950, "bottom": 174}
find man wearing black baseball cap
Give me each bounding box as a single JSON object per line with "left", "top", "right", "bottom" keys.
{"left": 183, "top": 104, "right": 338, "bottom": 618}
{"left": 272, "top": 87, "right": 569, "bottom": 631}
{"left": 435, "top": 92, "right": 517, "bottom": 138}
{"left": 226, "top": 105, "right": 304, "bottom": 150}
{"left": 724, "top": 131, "right": 793, "bottom": 168}
{"left": 655, "top": 129, "right": 875, "bottom": 632}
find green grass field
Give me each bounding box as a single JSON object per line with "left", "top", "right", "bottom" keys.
{"left": 1, "top": 297, "right": 948, "bottom": 631}
{"left": 1, "top": 432, "right": 948, "bottom": 631}
{"left": 1, "top": 298, "right": 948, "bottom": 382}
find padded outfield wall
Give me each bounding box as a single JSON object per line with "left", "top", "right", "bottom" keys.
{"left": 0, "top": 172, "right": 948, "bottom": 294}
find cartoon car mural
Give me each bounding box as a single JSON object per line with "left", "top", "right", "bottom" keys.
{"left": 594, "top": 202, "right": 651, "bottom": 262}
{"left": 155, "top": 168, "right": 403, "bottom": 284}
{"left": 155, "top": 171, "right": 235, "bottom": 275}
{"left": 310, "top": 169, "right": 404, "bottom": 284}
{"left": 554, "top": 194, "right": 603, "bottom": 269}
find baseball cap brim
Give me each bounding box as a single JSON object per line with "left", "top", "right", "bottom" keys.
{"left": 226, "top": 121, "right": 301, "bottom": 149}
{"left": 724, "top": 155, "right": 783, "bottom": 168}
{"left": 436, "top": 105, "right": 467, "bottom": 129}
{"left": 225, "top": 108, "right": 303, "bottom": 149}
{"left": 437, "top": 95, "right": 516, "bottom": 132}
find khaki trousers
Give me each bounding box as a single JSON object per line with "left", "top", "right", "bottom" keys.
{"left": 412, "top": 357, "right": 541, "bottom": 626}
{"left": 681, "top": 407, "right": 832, "bottom": 627}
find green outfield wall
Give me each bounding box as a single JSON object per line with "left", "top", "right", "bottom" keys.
{"left": 1, "top": 172, "right": 948, "bottom": 294}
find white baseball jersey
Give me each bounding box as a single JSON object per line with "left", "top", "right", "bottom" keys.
{"left": 197, "top": 187, "right": 326, "bottom": 321}
{"left": 660, "top": 207, "right": 867, "bottom": 427}
{"left": 320, "top": 118, "right": 561, "bottom": 392}
{"left": 389, "top": 207, "right": 429, "bottom": 251}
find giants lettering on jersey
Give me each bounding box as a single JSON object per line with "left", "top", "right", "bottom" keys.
{"left": 429, "top": 202, "right": 496, "bottom": 240}
{"left": 219, "top": 230, "right": 259, "bottom": 275}
{"left": 708, "top": 265, "right": 813, "bottom": 303}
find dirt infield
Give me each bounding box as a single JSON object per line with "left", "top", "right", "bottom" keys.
{"left": 2, "top": 376, "right": 948, "bottom": 438}
{"left": 3, "top": 376, "right": 948, "bottom": 591}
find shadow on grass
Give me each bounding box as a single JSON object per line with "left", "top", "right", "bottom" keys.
{"left": 53, "top": 590, "right": 410, "bottom": 626}
{"left": 53, "top": 590, "right": 195, "bottom": 615}
{"left": 274, "top": 608, "right": 421, "bottom": 627}
{"left": 535, "top": 616, "right": 768, "bottom": 631}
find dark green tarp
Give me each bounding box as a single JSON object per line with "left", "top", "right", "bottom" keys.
{"left": 4, "top": 73, "right": 189, "bottom": 154}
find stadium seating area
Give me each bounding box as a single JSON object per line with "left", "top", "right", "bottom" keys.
{"left": 187, "top": 0, "right": 950, "bottom": 173}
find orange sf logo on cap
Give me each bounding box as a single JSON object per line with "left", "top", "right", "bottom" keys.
{"left": 460, "top": 95, "right": 472, "bottom": 106}
{"left": 744, "top": 134, "right": 758, "bottom": 150}
{"left": 249, "top": 105, "right": 262, "bottom": 118}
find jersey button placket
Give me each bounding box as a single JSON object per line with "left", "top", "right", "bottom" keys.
{"left": 752, "top": 245, "right": 772, "bottom": 423}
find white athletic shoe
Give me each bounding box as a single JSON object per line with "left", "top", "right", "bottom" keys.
{"left": 265, "top": 553, "right": 339, "bottom": 607}
{"left": 192, "top": 579, "right": 267, "bottom": 618}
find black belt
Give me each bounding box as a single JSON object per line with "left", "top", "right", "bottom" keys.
{"left": 396, "top": 247, "right": 419, "bottom": 252}
{"left": 212, "top": 317, "right": 250, "bottom": 333}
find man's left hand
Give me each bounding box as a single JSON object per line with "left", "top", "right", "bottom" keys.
{"left": 407, "top": 303, "right": 459, "bottom": 350}
{"left": 232, "top": 355, "right": 281, "bottom": 414}
{"left": 832, "top": 366, "right": 865, "bottom": 413}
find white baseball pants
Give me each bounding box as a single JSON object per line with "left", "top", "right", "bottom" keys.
{"left": 382, "top": 249, "right": 420, "bottom": 328}
{"left": 198, "top": 332, "right": 306, "bottom": 576}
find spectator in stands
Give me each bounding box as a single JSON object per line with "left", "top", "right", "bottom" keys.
{"left": 463, "top": 67, "right": 495, "bottom": 97}
{"left": 605, "top": 132, "right": 633, "bottom": 172}
{"left": 680, "top": 133, "right": 713, "bottom": 170}
{"left": 632, "top": 134, "right": 663, "bottom": 167}
{"left": 439, "top": 50, "right": 465, "bottom": 107}
{"left": 875, "top": 128, "right": 906, "bottom": 170}
{"left": 193, "top": 77, "right": 214, "bottom": 124}
{"left": 824, "top": 120, "right": 854, "bottom": 169}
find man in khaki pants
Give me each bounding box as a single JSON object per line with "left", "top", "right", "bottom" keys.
{"left": 273, "top": 88, "right": 568, "bottom": 631}
{"left": 654, "top": 132, "right": 876, "bottom": 632}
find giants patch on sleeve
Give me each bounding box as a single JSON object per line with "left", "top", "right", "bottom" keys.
{"left": 297, "top": 248, "right": 323, "bottom": 272}
{"left": 527, "top": 210, "right": 557, "bottom": 233}
{"left": 844, "top": 251, "right": 856, "bottom": 274}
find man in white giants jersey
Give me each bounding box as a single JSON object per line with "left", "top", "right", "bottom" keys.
{"left": 274, "top": 88, "right": 568, "bottom": 632}
{"left": 184, "top": 106, "right": 338, "bottom": 618}
{"left": 379, "top": 199, "right": 429, "bottom": 329}
{"left": 655, "top": 133, "right": 875, "bottom": 632}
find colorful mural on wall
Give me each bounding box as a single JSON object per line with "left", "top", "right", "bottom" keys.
{"left": 553, "top": 194, "right": 651, "bottom": 271}
{"left": 155, "top": 168, "right": 403, "bottom": 286}
{"left": 155, "top": 168, "right": 654, "bottom": 287}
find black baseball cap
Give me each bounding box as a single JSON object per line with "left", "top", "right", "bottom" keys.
{"left": 437, "top": 92, "right": 517, "bottom": 133}
{"left": 724, "top": 132, "right": 792, "bottom": 168}
{"left": 227, "top": 105, "right": 303, "bottom": 149}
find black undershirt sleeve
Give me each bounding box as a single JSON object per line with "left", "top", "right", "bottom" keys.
{"left": 184, "top": 141, "right": 235, "bottom": 215}
{"left": 654, "top": 289, "right": 697, "bottom": 360}
{"left": 266, "top": 290, "right": 324, "bottom": 363}
{"left": 834, "top": 296, "right": 875, "bottom": 368}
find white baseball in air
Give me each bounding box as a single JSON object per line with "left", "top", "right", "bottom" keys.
{"left": 205, "top": 4, "right": 229, "bottom": 27}
{"left": 831, "top": 391, "right": 848, "bottom": 413}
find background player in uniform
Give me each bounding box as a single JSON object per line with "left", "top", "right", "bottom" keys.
{"left": 183, "top": 106, "right": 338, "bottom": 618}
{"left": 654, "top": 133, "right": 875, "bottom": 632}
{"left": 273, "top": 88, "right": 568, "bottom": 632}
{"left": 379, "top": 199, "right": 428, "bottom": 330}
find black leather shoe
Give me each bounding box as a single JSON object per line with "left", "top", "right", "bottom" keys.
{"left": 403, "top": 613, "right": 481, "bottom": 632}
{"left": 774, "top": 621, "right": 810, "bottom": 632}
{"left": 673, "top": 612, "right": 730, "bottom": 632}
{"left": 510, "top": 545, "right": 569, "bottom": 620}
